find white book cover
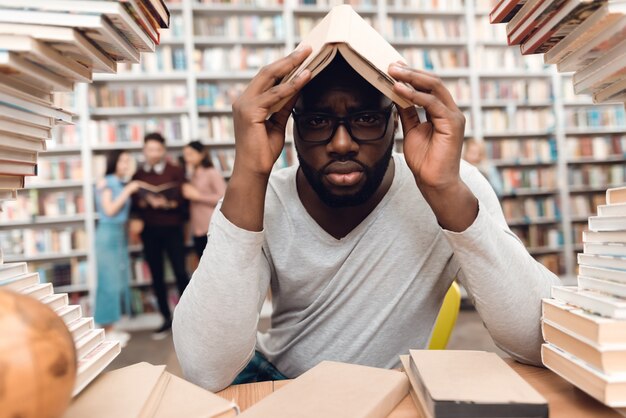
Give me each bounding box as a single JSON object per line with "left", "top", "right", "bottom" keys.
{"left": 21, "top": 282, "right": 53, "bottom": 300}
{"left": 68, "top": 317, "right": 95, "bottom": 341}
{"left": 75, "top": 329, "right": 105, "bottom": 360}
{"left": 55, "top": 304, "right": 83, "bottom": 325}
{"left": 598, "top": 203, "right": 626, "bottom": 217}
{"left": 584, "top": 243, "right": 626, "bottom": 258}
{"left": 74, "top": 340, "right": 122, "bottom": 396}
{"left": 0, "top": 272, "right": 40, "bottom": 291}
{"left": 588, "top": 215, "right": 626, "bottom": 232}
{"left": 552, "top": 285, "right": 626, "bottom": 319}
{"left": 40, "top": 292, "right": 69, "bottom": 311}
{"left": 579, "top": 253, "right": 626, "bottom": 272}
{"left": 584, "top": 230, "right": 626, "bottom": 244}
{"left": 0, "top": 261, "right": 28, "bottom": 280}
{"left": 580, "top": 264, "right": 626, "bottom": 284}
{"left": 579, "top": 276, "right": 626, "bottom": 298}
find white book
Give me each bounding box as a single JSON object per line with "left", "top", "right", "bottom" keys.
{"left": 74, "top": 340, "right": 121, "bottom": 396}
{"left": 0, "top": 23, "right": 116, "bottom": 73}
{"left": 598, "top": 203, "right": 626, "bottom": 217}
{"left": 545, "top": 1, "right": 626, "bottom": 66}
{"left": 552, "top": 285, "right": 626, "bottom": 319}
{"left": 0, "top": 87, "right": 73, "bottom": 124}
{"left": 0, "top": 272, "right": 39, "bottom": 291}
{"left": 68, "top": 317, "right": 94, "bottom": 341}
{"left": 0, "top": 133, "right": 46, "bottom": 152}
{"left": 0, "top": 10, "right": 140, "bottom": 63}
{"left": 584, "top": 230, "right": 626, "bottom": 244}
{"left": 0, "top": 145, "right": 37, "bottom": 165}
{"left": 542, "top": 343, "right": 626, "bottom": 407}
{"left": 579, "top": 253, "right": 626, "bottom": 271}
{"left": 588, "top": 215, "right": 626, "bottom": 232}
{"left": 21, "top": 282, "right": 53, "bottom": 300}
{"left": 40, "top": 292, "right": 69, "bottom": 311}
{"left": 0, "top": 118, "right": 51, "bottom": 140}
{"left": 573, "top": 37, "right": 626, "bottom": 95}
{"left": 0, "top": 34, "right": 91, "bottom": 82}
{"left": 0, "top": 103, "right": 53, "bottom": 129}
{"left": 0, "top": 51, "right": 73, "bottom": 92}
{"left": 0, "top": 1, "right": 155, "bottom": 53}
{"left": 0, "top": 262, "right": 28, "bottom": 280}
{"left": 75, "top": 329, "right": 105, "bottom": 360}
{"left": 580, "top": 262, "right": 626, "bottom": 285}
{"left": 56, "top": 304, "right": 83, "bottom": 325}
{"left": 579, "top": 275, "right": 626, "bottom": 298}
{"left": 584, "top": 243, "right": 626, "bottom": 258}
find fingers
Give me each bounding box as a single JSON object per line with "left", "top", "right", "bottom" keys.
{"left": 256, "top": 69, "right": 311, "bottom": 112}
{"left": 247, "top": 46, "right": 312, "bottom": 95}
{"left": 388, "top": 64, "right": 458, "bottom": 111}
{"left": 266, "top": 88, "right": 303, "bottom": 134}
{"left": 396, "top": 104, "right": 421, "bottom": 136}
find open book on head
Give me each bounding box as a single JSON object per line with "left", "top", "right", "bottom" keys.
{"left": 269, "top": 4, "right": 414, "bottom": 114}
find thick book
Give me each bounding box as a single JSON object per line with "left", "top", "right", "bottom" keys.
{"left": 573, "top": 37, "right": 626, "bottom": 95}
{"left": 490, "top": 0, "right": 529, "bottom": 23}
{"left": 1, "top": 1, "right": 155, "bottom": 53}
{"left": 0, "top": 83, "right": 74, "bottom": 124}
{"left": 544, "top": 1, "right": 626, "bottom": 66}
{"left": 580, "top": 264, "right": 626, "bottom": 284}
{"left": 607, "top": 186, "right": 626, "bottom": 205}
{"left": 39, "top": 292, "right": 69, "bottom": 311}
{"left": 0, "top": 23, "right": 117, "bottom": 73}
{"left": 0, "top": 118, "right": 51, "bottom": 140}
{"left": 542, "top": 298, "right": 626, "bottom": 345}
{"left": 542, "top": 343, "right": 626, "bottom": 407}
{"left": 269, "top": 4, "right": 412, "bottom": 114}
{"left": 593, "top": 77, "right": 626, "bottom": 104}
{"left": 598, "top": 202, "right": 626, "bottom": 217}
{"left": 506, "top": 0, "right": 568, "bottom": 46}
{"left": 73, "top": 340, "right": 122, "bottom": 396}
{"left": 0, "top": 34, "right": 91, "bottom": 82}
{"left": 407, "top": 350, "right": 548, "bottom": 418}
{"left": 138, "top": 0, "right": 170, "bottom": 28}
{"left": 55, "top": 304, "right": 83, "bottom": 325}
{"left": 0, "top": 102, "right": 53, "bottom": 129}
{"left": 238, "top": 361, "right": 409, "bottom": 418}
{"left": 0, "top": 9, "right": 140, "bottom": 63}
{"left": 579, "top": 275, "right": 626, "bottom": 298}
{"left": 0, "top": 262, "right": 28, "bottom": 280}
{"left": 0, "top": 159, "right": 37, "bottom": 176}
{"left": 0, "top": 133, "right": 46, "bottom": 153}
{"left": 520, "top": 0, "right": 602, "bottom": 55}
{"left": 75, "top": 329, "right": 105, "bottom": 359}
{"left": 557, "top": 12, "right": 626, "bottom": 72}
{"left": 588, "top": 215, "right": 626, "bottom": 232}
{"left": 584, "top": 242, "right": 626, "bottom": 257}
{"left": 543, "top": 319, "right": 626, "bottom": 375}
{"left": 584, "top": 230, "right": 626, "bottom": 244}
{"left": 578, "top": 253, "right": 626, "bottom": 271}
{"left": 552, "top": 286, "right": 626, "bottom": 319}
{"left": 67, "top": 317, "right": 95, "bottom": 341}
{"left": 0, "top": 146, "right": 37, "bottom": 165}
{"left": 0, "top": 272, "right": 39, "bottom": 290}
{"left": 65, "top": 362, "right": 238, "bottom": 418}
{"left": 0, "top": 50, "right": 73, "bottom": 93}
{"left": 21, "top": 282, "right": 53, "bottom": 300}
{"left": 0, "top": 174, "right": 25, "bottom": 189}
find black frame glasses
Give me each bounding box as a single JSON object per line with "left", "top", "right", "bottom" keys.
{"left": 291, "top": 105, "right": 394, "bottom": 144}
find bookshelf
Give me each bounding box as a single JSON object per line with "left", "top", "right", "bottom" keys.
{"left": 5, "top": 0, "right": 626, "bottom": 314}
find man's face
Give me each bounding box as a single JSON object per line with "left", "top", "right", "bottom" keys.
{"left": 143, "top": 140, "right": 166, "bottom": 166}
{"left": 294, "top": 61, "right": 396, "bottom": 208}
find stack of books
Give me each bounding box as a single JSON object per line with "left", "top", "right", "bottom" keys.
{"left": 0, "top": 0, "right": 170, "bottom": 204}
{"left": 489, "top": 0, "right": 626, "bottom": 105}
{"left": 542, "top": 185, "right": 626, "bottom": 410}
{"left": 0, "top": 259, "right": 120, "bottom": 396}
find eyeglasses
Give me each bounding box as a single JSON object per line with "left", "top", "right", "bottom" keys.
{"left": 291, "top": 105, "right": 394, "bottom": 144}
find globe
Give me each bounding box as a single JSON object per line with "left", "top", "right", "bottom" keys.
{"left": 0, "top": 289, "right": 77, "bottom": 418}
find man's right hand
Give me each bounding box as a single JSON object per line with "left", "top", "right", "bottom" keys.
{"left": 231, "top": 47, "right": 312, "bottom": 178}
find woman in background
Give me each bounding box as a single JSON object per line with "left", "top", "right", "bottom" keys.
{"left": 94, "top": 150, "right": 141, "bottom": 346}
{"left": 182, "top": 141, "right": 227, "bottom": 258}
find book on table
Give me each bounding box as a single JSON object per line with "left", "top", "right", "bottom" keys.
{"left": 268, "top": 4, "right": 413, "bottom": 114}
{"left": 403, "top": 349, "right": 548, "bottom": 418}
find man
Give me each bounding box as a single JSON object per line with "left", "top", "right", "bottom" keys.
{"left": 173, "top": 48, "right": 560, "bottom": 391}
{"left": 131, "top": 132, "right": 189, "bottom": 339}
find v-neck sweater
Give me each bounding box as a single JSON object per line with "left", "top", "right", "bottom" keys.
{"left": 173, "top": 153, "right": 561, "bottom": 392}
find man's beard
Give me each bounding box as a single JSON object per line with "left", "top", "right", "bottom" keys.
{"left": 297, "top": 141, "right": 394, "bottom": 208}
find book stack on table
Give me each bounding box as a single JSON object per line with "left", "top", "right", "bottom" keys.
{"left": 542, "top": 185, "right": 626, "bottom": 413}
{"left": 0, "top": 0, "right": 170, "bottom": 207}
{"left": 489, "top": 0, "right": 626, "bottom": 105}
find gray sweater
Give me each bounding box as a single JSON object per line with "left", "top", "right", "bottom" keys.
{"left": 173, "top": 154, "right": 561, "bottom": 392}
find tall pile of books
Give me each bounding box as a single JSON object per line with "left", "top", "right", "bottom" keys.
{"left": 489, "top": 0, "right": 626, "bottom": 106}
{"left": 542, "top": 186, "right": 626, "bottom": 411}
{"left": 0, "top": 0, "right": 170, "bottom": 202}
{"left": 0, "top": 0, "right": 170, "bottom": 396}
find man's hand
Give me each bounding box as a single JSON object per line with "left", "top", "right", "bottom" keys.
{"left": 389, "top": 63, "right": 478, "bottom": 232}
{"left": 231, "top": 47, "right": 312, "bottom": 179}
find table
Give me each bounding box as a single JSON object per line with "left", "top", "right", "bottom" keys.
{"left": 217, "top": 359, "right": 624, "bottom": 417}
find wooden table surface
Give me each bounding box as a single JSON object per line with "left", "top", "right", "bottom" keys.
{"left": 217, "top": 359, "right": 624, "bottom": 417}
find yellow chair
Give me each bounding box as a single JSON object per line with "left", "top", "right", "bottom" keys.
{"left": 428, "top": 282, "right": 461, "bottom": 350}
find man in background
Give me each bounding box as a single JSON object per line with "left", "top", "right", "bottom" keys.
{"left": 131, "top": 132, "right": 189, "bottom": 339}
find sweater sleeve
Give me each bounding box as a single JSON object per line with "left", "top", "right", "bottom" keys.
{"left": 172, "top": 204, "right": 271, "bottom": 391}
{"left": 443, "top": 163, "right": 561, "bottom": 365}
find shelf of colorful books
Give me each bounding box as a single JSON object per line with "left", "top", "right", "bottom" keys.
{"left": 389, "top": 39, "right": 467, "bottom": 47}
{"left": 89, "top": 115, "right": 191, "bottom": 146}
{"left": 483, "top": 130, "right": 554, "bottom": 138}
{"left": 194, "top": 45, "right": 285, "bottom": 73}
{"left": 3, "top": 251, "right": 89, "bottom": 263}
{"left": 568, "top": 156, "right": 626, "bottom": 165}
{"left": 569, "top": 185, "right": 623, "bottom": 194}
{"left": 194, "top": 37, "right": 286, "bottom": 46}
{"left": 292, "top": 5, "right": 377, "bottom": 15}
{"left": 192, "top": 12, "right": 286, "bottom": 43}
{"left": 527, "top": 246, "right": 564, "bottom": 256}
{"left": 568, "top": 163, "right": 626, "bottom": 192}
{"left": 507, "top": 217, "right": 561, "bottom": 227}
{"left": 94, "top": 72, "right": 189, "bottom": 82}
{"left": 485, "top": 137, "right": 557, "bottom": 163}
{"left": 481, "top": 100, "right": 554, "bottom": 108}
{"left": 570, "top": 194, "right": 604, "bottom": 219}
{"left": 492, "top": 160, "right": 556, "bottom": 168}
{"left": 501, "top": 195, "right": 560, "bottom": 222}
{"left": 385, "top": 15, "right": 466, "bottom": 43}
{"left": 565, "top": 134, "right": 626, "bottom": 161}
{"left": 193, "top": 3, "right": 283, "bottom": 13}
{"left": 499, "top": 188, "right": 559, "bottom": 198}
{"left": 386, "top": 9, "right": 465, "bottom": 17}
{"left": 197, "top": 82, "right": 247, "bottom": 110}
{"left": 89, "top": 107, "right": 189, "bottom": 117}
{"left": 195, "top": 72, "right": 257, "bottom": 81}
{"left": 0, "top": 215, "right": 86, "bottom": 230}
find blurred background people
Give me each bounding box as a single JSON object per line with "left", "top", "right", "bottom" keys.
{"left": 462, "top": 138, "right": 503, "bottom": 197}
{"left": 182, "top": 141, "right": 227, "bottom": 258}
{"left": 94, "top": 150, "right": 141, "bottom": 347}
